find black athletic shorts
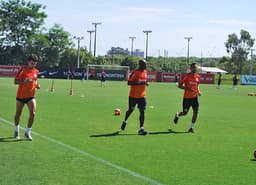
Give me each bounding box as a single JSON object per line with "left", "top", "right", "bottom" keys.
{"left": 128, "top": 97, "right": 146, "bottom": 110}
{"left": 16, "top": 97, "right": 35, "bottom": 104}
{"left": 182, "top": 97, "right": 199, "bottom": 113}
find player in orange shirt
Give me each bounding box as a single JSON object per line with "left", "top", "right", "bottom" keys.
{"left": 173, "top": 63, "right": 201, "bottom": 133}
{"left": 14, "top": 54, "right": 40, "bottom": 140}
{"left": 121, "top": 59, "right": 149, "bottom": 135}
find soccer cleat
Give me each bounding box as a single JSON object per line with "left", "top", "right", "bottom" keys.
{"left": 24, "top": 132, "right": 33, "bottom": 141}
{"left": 138, "top": 128, "right": 147, "bottom": 135}
{"left": 14, "top": 131, "right": 20, "bottom": 139}
{"left": 188, "top": 128, "right": 194, "bottom": 133}
{"left": 121, "top": 121, "right": 127, "bottom": 131}
{"left": 173, "top": 113, "right": 179, "bottom": 124}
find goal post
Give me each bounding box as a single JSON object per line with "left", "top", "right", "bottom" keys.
{"left": 86, "top": 64, "right": 130, "bottom": 81}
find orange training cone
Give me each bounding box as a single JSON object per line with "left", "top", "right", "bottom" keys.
{"left": 50, "top": 80, "right": 55, "bottom": 92}
{"left": 69, "top": 79, "right": 73, "bottom": 96}
{"left": 69, "top": 88, "right": 73, "bottom": 96}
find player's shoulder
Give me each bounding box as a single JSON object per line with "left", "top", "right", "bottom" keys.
{"left": 34, "top": 68, "right": 39, "bottom": 73}
{"left": 17, "top": 66, "right": 27, "bottom": 73}
{"left": 19, "top": 66, "right": 26, "bottom": 70}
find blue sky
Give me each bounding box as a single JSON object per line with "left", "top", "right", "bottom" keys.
{"left": 34, "top": 0, "right": 256, "bottom": 57}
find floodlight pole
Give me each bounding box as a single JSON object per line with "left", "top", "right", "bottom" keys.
{"left": 92, "top": 22, "right": 102, "bottom": 57}
{"left": 143, "top": 30, "right": 152, "bottom": 60}
{"left": 184, "top": 37, "right": 192, "bottom": 65}
{"left": 129, "top": 36, "right": 136, "bottom": 56}
{"left": 73, "top": 36, "right": 84, "bottom": 68}
{"left": 87, "top": 30, "right": 95, "bottom": 54}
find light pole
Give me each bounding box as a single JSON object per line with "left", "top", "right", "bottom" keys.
{"left": 73, "top": 36, "right": 84, "bottom": 68}
{"left": 87, "top": 30, "right": 95, "bottom": 54}
{"left": 92, "top": 22, "right": 102, "bottom": 57}
{"left": 129, "top": 36, "right": 136, "bottom": 56}
{"left": 143, "top": 30, "right": 152, "bottom": 60}
{"left": 184, "top": 37, "right": 192, "bottom": 65}
{"left": 250, "top": 49, "right": 255, "bottom": 75}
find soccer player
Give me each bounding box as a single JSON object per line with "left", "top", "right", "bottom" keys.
{"left": 173, "top": 63, "right": 201, "bottom": 133}
{"left": 216, "top": 73, "right": 222, "bottom": 89}
{"left": 14, "top": 54, "right": 40, "bottom": 140}
{"left": 100, "top": 70, "right": 106, "bottom": 87}
{"left": 121, "top": 59, "right": 149, "bottom": 135}
{"left": 232, "top": 73, "right": 238, "bottom": 90}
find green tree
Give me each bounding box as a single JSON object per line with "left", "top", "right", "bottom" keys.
{"left": 120, "top": 56, "right": 138, "bottom": 70}
{"left": 225, "top": 29, "right": 255, "bottom": 74}
{"left": 59, "top": 48, "right": 77, "bottom": 68}
{"left": 0, "top": 0, "right": 47, "bottom": 64}
{"left": 44, "top": 24, "right": 72, "bottom": 67}
{"left": 107, "top": 47, "right": 129, "bottom": 55}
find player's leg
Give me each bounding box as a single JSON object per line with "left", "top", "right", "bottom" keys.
{"left": 138, "top": 98, "right": 147, "bottom": 135}
{"left": 24, "top": 98, "right": 36, "bottom": 140}
{"left": 188, "top": 98, "right": 199, "bottom": 133}
{"left": 121, "top": 97, "right": 136, "bottom": 130}
{"left": 173, "top": 99, "right": 189, "bottom": 124}
{"left": 14, "top": 99, "right": 25, "bottom": 139}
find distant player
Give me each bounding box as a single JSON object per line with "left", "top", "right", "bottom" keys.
{"left": 173, "top": 63, "right": 201, "bottom": 133}
{"left": 216, "top": 73, "right": 222, "bottom": 89}
{"left": 14, "top": 54, "right": 40, "bottom": 140}
{"left": 232, "top": 73, "right": 238, "bottom": 90}
{"left": 121, "top": 59, "right": 149, "bottom": 135}
{"left": 100, "top": 70, "right": 106, "bottom": 87}
{"left": 90, "top": 68, "right": 95, "bottom": 79}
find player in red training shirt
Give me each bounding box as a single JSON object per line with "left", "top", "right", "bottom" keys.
{"left": 14, "top": 54, "right": 40, "bottom": 141}
{"left": 173, "top": 63, "right": 201, "bottom": 133}
{"left": 121, "top": 59, "right": 149, "bottom": 135}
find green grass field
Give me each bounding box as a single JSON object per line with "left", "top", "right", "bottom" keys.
{"left": 1, "top": 77, "right": 256, "bottom": 185}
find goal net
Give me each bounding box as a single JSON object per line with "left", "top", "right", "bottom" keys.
{"left": 86, "top": 64, "right": 130, "bottom": 81}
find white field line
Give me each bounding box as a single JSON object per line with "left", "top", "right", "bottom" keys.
{"left": 0, "top": 117, "right": 164, "bottom": 185}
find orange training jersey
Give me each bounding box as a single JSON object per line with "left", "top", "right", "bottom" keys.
{"left": 129, "top": 69, "right": 148, "bottom": 98}
{"left": 180, "top": 73, "right": 200, "bottom": 99}
{"left": 15, "top": 66, "right": 39, "bottom": 99}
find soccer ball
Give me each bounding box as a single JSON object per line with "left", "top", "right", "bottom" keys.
{"left": 114, "top": 108, "right": 121, "bottom": 116}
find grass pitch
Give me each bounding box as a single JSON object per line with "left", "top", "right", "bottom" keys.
{"left": 0, "top": 77, "right": 256, "bottom": 185}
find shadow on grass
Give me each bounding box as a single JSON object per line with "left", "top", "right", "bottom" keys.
{"left": 90, "top": 129, "right": 188, "bottom": 138}
{"left": 0, "top": 137, "right": 29, "bottom": 142}
{"left": 90, "top": 131, "right": 120, "bottom": 137}
{"left": 250, "top": 159, "right": 256, "bottom": 162}
{"left": 149, "top": 129, "right": 188, "bottom": 135}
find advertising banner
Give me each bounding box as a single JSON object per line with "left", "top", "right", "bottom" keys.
{"left": 0, "top": 65, "right": 21, "bottom": 77}
{"left": 241, "top": 75, "right": 256, "bottom": 85}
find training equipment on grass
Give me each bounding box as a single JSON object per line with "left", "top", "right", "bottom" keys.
{"left": 50, "top": 79, "right": 55, "bottom": 92}
{"left": 114, "top": 108, "right": 121, "bottom": 116}
{"left": 254, "top": 150, "right": 256, "bottom": 159}
{"left": 248, "top": 93, "right": 256, "bottom": 96}
{"left": 69, "top": 79, "right": 74, "bottom": 96}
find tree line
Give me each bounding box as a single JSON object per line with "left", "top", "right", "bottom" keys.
{"left": 0, "top": 0, "right": 255, "bottom": 74}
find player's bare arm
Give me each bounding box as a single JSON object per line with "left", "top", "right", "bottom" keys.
{"left": 178, "top": 83, "right": 194, "bottom": 92}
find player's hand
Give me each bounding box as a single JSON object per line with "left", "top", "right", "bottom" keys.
{"left": 36, "top": 83, "right": 40, "bottom": 89}
{"left": 198, "top": 91, "right": 202, "bottom": 96}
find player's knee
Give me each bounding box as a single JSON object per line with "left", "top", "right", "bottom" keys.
{"left": 30, "top": 111, "right": 36, "bottom": 117}
{"left": 139, "top": 109, "right": 145, "bottom": 114}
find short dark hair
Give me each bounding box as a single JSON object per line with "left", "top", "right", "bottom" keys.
{"left": 27, "top": 54, "right": 38, "bottom": 62}
{"left": 190, "top": 63, "right": 197, "bottom": 67}
{"left": 138, "top": 59, "right": 147, "bottom": 65}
